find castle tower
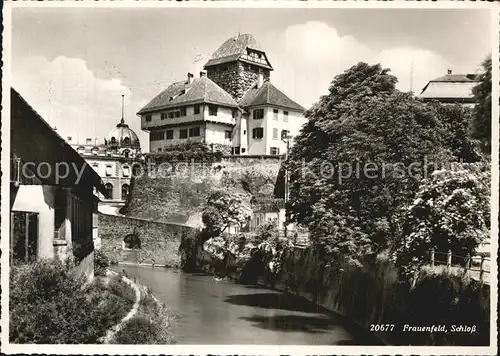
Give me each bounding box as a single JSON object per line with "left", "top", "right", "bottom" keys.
{"left": 203, "top": 33, "right": 273, "bottom": 102}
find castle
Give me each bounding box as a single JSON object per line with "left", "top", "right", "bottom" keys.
{"left": 138, "top": 33, "right": 306, "bottom": 156}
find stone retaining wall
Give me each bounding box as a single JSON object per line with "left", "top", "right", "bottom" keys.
{"left": 99, "top": 214, "right": 196, "bottom": 267}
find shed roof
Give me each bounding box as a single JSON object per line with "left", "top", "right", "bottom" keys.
{"left": 10, "top": 88, "right": 105, "bottom": 194}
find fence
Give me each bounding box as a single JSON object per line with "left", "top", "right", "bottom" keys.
{"left": 428, "top": 248, "right": 490, "bottom": 284}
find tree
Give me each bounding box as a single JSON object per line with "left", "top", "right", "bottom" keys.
{"left": 471, "top": 56, "right": 492, "bottom": 154}
{"left": 287, "top": 62, "right": 457, "bottom": 264}
{"left": 396, "top": 163, "right": 490, "bottom": 280}
{"left": 201, "top": 190, "right": 252, "bottom": 239}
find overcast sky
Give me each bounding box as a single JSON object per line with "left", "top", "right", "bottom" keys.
{"left": 11, "top": 7, "right": 492, "bottom": 151}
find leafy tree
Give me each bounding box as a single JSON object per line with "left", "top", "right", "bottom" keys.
{"left": 201, "top": 190, "right": 252, "bottom": 239}
{"left": 430, "top": 102, "right": 482, "bottom": 163}
{"left": 471, "top": 56, "right": 492, "bottom": 154}
{"left": 396, "top": 163, "right": 490, "bottom": 280}
{"left": 287, "top": 62, "right": 456, "bottom": 264}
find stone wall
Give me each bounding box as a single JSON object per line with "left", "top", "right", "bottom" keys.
{"left": 99, "top": 213, "right": 196, "bottom": 267}
{"left": 207, "top": 61, "right": 271, "bottom": 101}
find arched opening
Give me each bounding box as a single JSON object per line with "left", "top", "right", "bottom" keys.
{"left": 121, "top": 184, "right": 129, "bottom": 200}
{"left": 105, "top": 183, "right": 113, "bottom": 199}
{"left": 123, "top": 149, "right": 130, "bottom": 158}
{"left": 123, "top": 233, "right": 141, "bottom": 250}
{"left": 111, "top": 137, "right": 116, "bottom": 144}
{"left": 123, "top": 137, "right": 130, "bottom": 145}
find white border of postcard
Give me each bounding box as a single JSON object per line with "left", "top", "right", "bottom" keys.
{"left": 1, "top": 1, "right": 498, "bottom": 355}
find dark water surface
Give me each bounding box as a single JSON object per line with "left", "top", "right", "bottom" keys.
{"left": 118, "top": 265, "right": 374, "bottom": 345}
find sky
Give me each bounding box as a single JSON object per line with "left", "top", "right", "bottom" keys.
{"left": 11, "top": 7, "right": 493, "bottom": 152}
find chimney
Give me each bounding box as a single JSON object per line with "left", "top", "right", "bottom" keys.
{"left": 187, "top": 72, "right": 194, "bottom": 84}
{"left": 257, "top": 72, "right": 264, "bottom": 88}
{"left": 447, "top": 69, "right": 452, "bottom": 75}
{"left": 200, "top": 71, "right": 207, "bottom": 78}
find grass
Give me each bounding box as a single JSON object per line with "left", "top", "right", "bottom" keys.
{"left": 110, "top": 285, "right": 178, "bottom": 344}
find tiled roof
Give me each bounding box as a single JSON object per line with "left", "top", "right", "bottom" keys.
{"left": 419, "top": 73, "right": 480, "bottom": 100}
{"left": 204, "top": 33, "right": 272, "bottom": 69}
{"left": 419, "top": 81, "right": 477, "bottom": 100}
{"left": 239, "top": 82, "right": 306, "bottom": 112}
{"left": 137, "top": 76, "right": 239, "bottom": 114}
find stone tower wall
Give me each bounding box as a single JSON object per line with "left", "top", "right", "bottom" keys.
{"left": 207, "top": 61, "right": 271, "bottom": 101}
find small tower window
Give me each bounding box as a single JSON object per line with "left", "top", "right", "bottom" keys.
{"left": 123, "top": 137, "right": 130, "bottom": 145}
{"left": 111, "top": 137, "right": 116, "bottom": 144}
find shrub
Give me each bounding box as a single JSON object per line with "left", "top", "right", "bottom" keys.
{"left": 94, "top": 249, "right": 110, "bottom": 276}
{"left": 10, "top": 260, "right": 135, "bottom": 344}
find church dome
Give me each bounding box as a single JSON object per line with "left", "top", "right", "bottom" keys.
{"left": 105, "top": 118, "right": 140, "bottom": 148}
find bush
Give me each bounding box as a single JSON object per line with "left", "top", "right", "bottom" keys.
{"left": 94, "top": 249, "right": 110, "bottom": 276}
{"left": 10, "top": 260, "right": 135, "bottom": 344}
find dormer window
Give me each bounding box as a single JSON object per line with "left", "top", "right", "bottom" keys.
{"left": 91, "top": 148, "right": 99, "bottom": 156}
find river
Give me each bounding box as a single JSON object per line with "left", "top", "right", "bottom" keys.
{"left": 118, "top": 265, "right": 378, "bottom": 345}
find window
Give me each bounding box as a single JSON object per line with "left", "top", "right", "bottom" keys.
{"left": 168, "top": 112, "right": 175, "bottom": 119}
{"left": 241, "top": 148, "right": 246, "bottom": 153}
{"left": 180, "top": 129, "right": 188, "bottom": 139}
{"left": 252, "top": 127, "right": 264, "bottom": 139}
{"left": 273, "top": 128, "right": 278, "bottom": 140}
{"left": 158, "top": 148, "right": 162, "bottom": 152}
{"left": 145, "top": 114, "right": 152, "bottom": 122}
{"left": 161, "top": 113, "right": 167, "bottom": 120}
{"left": 270, "top": 147, "right": 280, "bottom": 155}
{"left": 189, "top": 127, "right": 201, "bottom": 137}
{"left": 233, "top": 146, "right": 241, "bottom": 155}
{"left": 105, "top": 165, "right": 113, "bottom": 177}
{"left": 121, "top": 184, "right": 130, "bottom": 200}
{"left": 111, "top": 137, "right": 116, "bottom": 144}
{"left": 283, "top": 111, "right": 289, "bottom": 122}
{"left": 105, "top": 183, "right": 113, "bottom": 199}
{"left": 123, "top": 137, "right": 130, "bottom": 145}
{"left": 209, "top": 104, "right": 218, "bottom": 116}
{"left": 123, "top": 149, "right": 130, "bottom": 158}
{"left": 225, "top": 130, "right": 232, "bottom": 139}
{"left": 243, "top": 130, "right": 246, "bottom": 135}
{"left": 106, "top": 150, "right": 112, "bottom": 157}
{"left": 180, "top": 107, "right": 187, "bottom": 116}
{"left": 281, "top": 129, "right": 290, "bottom": 140}
{"left": 194, "top": 104, "right": 201, "bottom": 115}
{"left": 166, "top": 130, "right": 174, "bottom": 140}
{"left": 91, "top": 148, "right": 98, "bottom": 156}
{"left": 122, "top": 166, "right": 130, "bottom": 177}
{"left": 273, "top": 109, "right": 279, "bottom": 120}
{"left": 91, "top": 163, "right": 99, "bottom": 172}
{"left": 253, "top": 109, "right": 264, "bottom": 120}
{"left": 151, "top": 131, "right": 165, "bottom": 141}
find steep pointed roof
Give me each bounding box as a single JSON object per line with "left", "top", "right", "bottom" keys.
{"left": 137, "top": 76, "right": 239, "bottom": 115}
{"left": 204, "top": 33, "right": 273, "bottom": 69}
{"left": 239, "top": 82, "right": 306, "bottom": 112}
